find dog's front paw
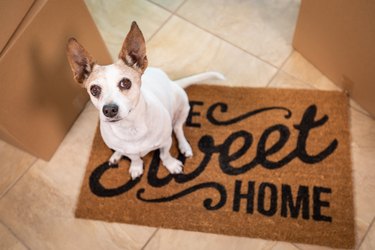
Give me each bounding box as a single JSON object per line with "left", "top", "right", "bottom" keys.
{"left": 165, "top": 158, "right": 183, "bottom": 174}
{"left": 129, "top": 164, "right": 143, "bottom": 180}
{"left": 109, "top": 151, "right": 122, "bottom": 165}
{"left": 179, "top": 142, "right": 193, "bottom": 158}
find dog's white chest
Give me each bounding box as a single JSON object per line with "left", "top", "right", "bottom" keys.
{"left": 100, "top": 121, "right": 148, "bottom": 155}
{"left": 110, "top": 124, "right": 145, "bottom": 139}
{"left": 99, "top": 91, "right": 172, "bottom": 157}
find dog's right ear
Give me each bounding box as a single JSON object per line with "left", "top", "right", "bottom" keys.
{"left": 119, "top": 21, "right": 148, "bottom": 73}
{"left": 66, "top": 38, "right": 95, "bottom": 84}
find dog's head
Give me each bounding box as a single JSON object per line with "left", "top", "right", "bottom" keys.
{"left": 66, "top": 21, "right": 148, "bottom": 123}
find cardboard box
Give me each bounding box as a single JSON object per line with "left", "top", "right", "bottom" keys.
{"left": 0, "top": 0, "right": 112, "bottom": 160}
{"left": 293, "top": 0, "right": 375, "bottom": 117}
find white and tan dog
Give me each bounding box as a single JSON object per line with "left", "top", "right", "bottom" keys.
{"left": 66, "top": 21, "right": 223, "bottom": 179}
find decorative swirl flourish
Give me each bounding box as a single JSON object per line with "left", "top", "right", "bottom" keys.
{"left": 207, "top": 102, "right": 292, "bottom": 126}
{"left": 136, "top": 182, "right": 227, "bottom": 210}
{"left": 89, "top": 161, "right": 140, "bottom": 197}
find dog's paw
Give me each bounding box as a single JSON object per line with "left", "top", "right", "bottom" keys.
{"left": 129, "top": 165, "right": 143, "bottom": 180}
{"left": 165, "top": 158, "right": 183, "bottom": 174}
{"left": 109, "top": 151, "right": 122, "bottom": 165}
{"left": 179, "top": 142, "right": 193, "bottom": 158}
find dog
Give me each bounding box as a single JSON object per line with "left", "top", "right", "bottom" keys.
{"left": 66, "top": 21, "right": 224, "bottom": 179}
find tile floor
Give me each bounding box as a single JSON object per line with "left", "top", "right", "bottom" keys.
{"left": 1, "top": 0, "right": 374, "bottom": 249}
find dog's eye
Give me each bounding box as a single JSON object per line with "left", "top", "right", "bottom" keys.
{"left": 119, "top": 78, "right": 132, "bottom": 90}
{"left": 90, "top": 85, "right": 101, "bottom": 97}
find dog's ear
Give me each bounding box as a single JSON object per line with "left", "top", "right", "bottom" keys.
{"left": 119, "top": 21, "right": 148, "bottom": 73}
{"left": 66, "top": 38, "right": 95, "bottom": 84}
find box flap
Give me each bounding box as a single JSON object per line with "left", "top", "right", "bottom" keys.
{"left": 0, "top": 0, "right": 35, "bottom": 54}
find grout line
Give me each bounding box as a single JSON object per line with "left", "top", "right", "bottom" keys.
{"left": 146, "top": 0, "right": 188, "bottom": 43}
{"left": 174, "top": 0, "right": 189, "bottom": 13}
{"left": 268, "top": 67, "right": 317, "bottom": 90}
{"left": 147, "top": 0, "right": 187, "bottom": 14}
{"left": 292, "top": 243, "right": 303, "bottom": 250}
{"left": 145, "top": 4, "right": 173, "bottom": 43}
{"left": 146, "top": 0, "right": 173, "bottom": 13}
{"left": 265, "top": 50, "right": 294, "bottom": 87}
{"left": 174, "top": 13, "right": 280, "bottom": 69}
{"left": 146, "top": 14, "right": 173, "bottom": 43}
{"left": 278, "top": 73, "right": 374, "bottom": 118}
{"left": 0, "top": 158, "right": 38, "bottom": 201}
{"left": 0, "top": 220, "right": 31, "bottom": 250}
{"left": 357, "top": 216, "right": 375, "bottom": 249}
{"left": 350, "top": 105, "right": 373, "bottom": 119}
{"left": 270, "top": 53, "right": 373, "bottom": 117}
{"left": 265, "top": 69, "right": 281, "bottom": 88}
{"left": 146, "top": 0, "right": 375, "bottom": 119}
{"left": 141, "top": 228, "right": 160, "bottom": 250}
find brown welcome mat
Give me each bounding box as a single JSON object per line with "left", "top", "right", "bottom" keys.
{"left": 76, "top": 85, "right": 354, "bottom": 248}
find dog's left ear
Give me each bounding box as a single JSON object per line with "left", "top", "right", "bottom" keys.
{"left": 66, "top": 38, "right": 95, "bottom": 84}
{"left": 119, "top": 21, "right": 148, "bottom": 73}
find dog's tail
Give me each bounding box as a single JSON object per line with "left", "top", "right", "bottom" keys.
{"left": 174, "top": 71, "right": 225, "bottom": 88}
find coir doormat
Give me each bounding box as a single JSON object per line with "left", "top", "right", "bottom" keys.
{"left": 76, "top": 85, "right": 354, "bottom": 248}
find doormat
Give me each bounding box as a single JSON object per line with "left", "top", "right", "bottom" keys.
{"left": 75, "top": 85, "right": 354, "bottom": 248}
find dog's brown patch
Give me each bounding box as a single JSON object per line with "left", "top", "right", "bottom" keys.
{"left": 66, "top": 38, "right": 95, "bottom": 84}
{"left": 119, "top": 21, "right": 148, "bottom": 73}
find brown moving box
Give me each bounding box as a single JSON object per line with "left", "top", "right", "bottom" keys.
{"left": 293, "top": 0, "right": 375, "bottom": 117}
{"left": 0, "top": 0, "right": 112, "bottom": 160}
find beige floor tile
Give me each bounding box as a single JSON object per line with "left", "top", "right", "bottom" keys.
{"left": 271, "top": 242, "right": 299, "bottom": 250}
{"left": 0, "top": 103, "right": 156, "bottom": 250}
{"left": 149, "top": 0, "right": 185, "bottom": 12}
{"left": 360, "top": 220, "right": 375, "bottom": 250}
{"left": 84, "top": 0, "right": 170, "bottom": 60}
{"left": 294, "top": 243, "right": 340, "bottom": 250}
{"left": 294, "top": 223, "right": 369, "bottom": 250}
{"left": 268, "top": 70, "right": 314, "bottom": 89}
{"left": 282, "top": 52, "right": 341, "bottom": 91}
{"left": 177, "top": 0, "right": 300, "bottom": 67}
{"left": 352, "top": 145, "right": 375, "bottom": 224}
{"left": 0, "top": 222, "right": 27, "bottom": 250}
{"left": 357, "top": 218, "right": 373, "bottom": 249}
{"left": 147, "top": 16, "right": 277, "bottom": 86}
{"left": 351, "top": 108, "right": 375, "bottom": 148}
{"left": 294, "top": 218, "right": 368, "bottom": 250}
{"left": 144, "top": 229, "right": 277, "bottom": 250}
{"left": 0, "top": 140, "right": 35, "bottom": 197}
{"left": 28, "top": 103, "right": 98, "bottom": 201}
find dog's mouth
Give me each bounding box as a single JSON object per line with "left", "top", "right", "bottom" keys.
{"left": 103, "top": 108, "right": 132, "bottom": 123}
{"left": 106, "top": 117, "right": 122, "bottom": 123}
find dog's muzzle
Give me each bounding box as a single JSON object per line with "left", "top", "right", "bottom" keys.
{"left": 102, "top": 104, "right": 119, "bottom": 118}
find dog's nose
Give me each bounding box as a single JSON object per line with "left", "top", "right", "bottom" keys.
{"left": 102, "top": 104, "right": 119, "bottom": 118}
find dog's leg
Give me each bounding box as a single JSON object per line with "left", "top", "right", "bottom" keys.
{"left": 109, "top": 151, "right": 122, "bottom": 165}
{"left": 174, "top": 106, "right": 193, "bottom": 157}
{"left": 128, "top": 155, "right": 144, "bottom": 179}
{"left": 160, "top": 138, "right": 183, "bottom": 174}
